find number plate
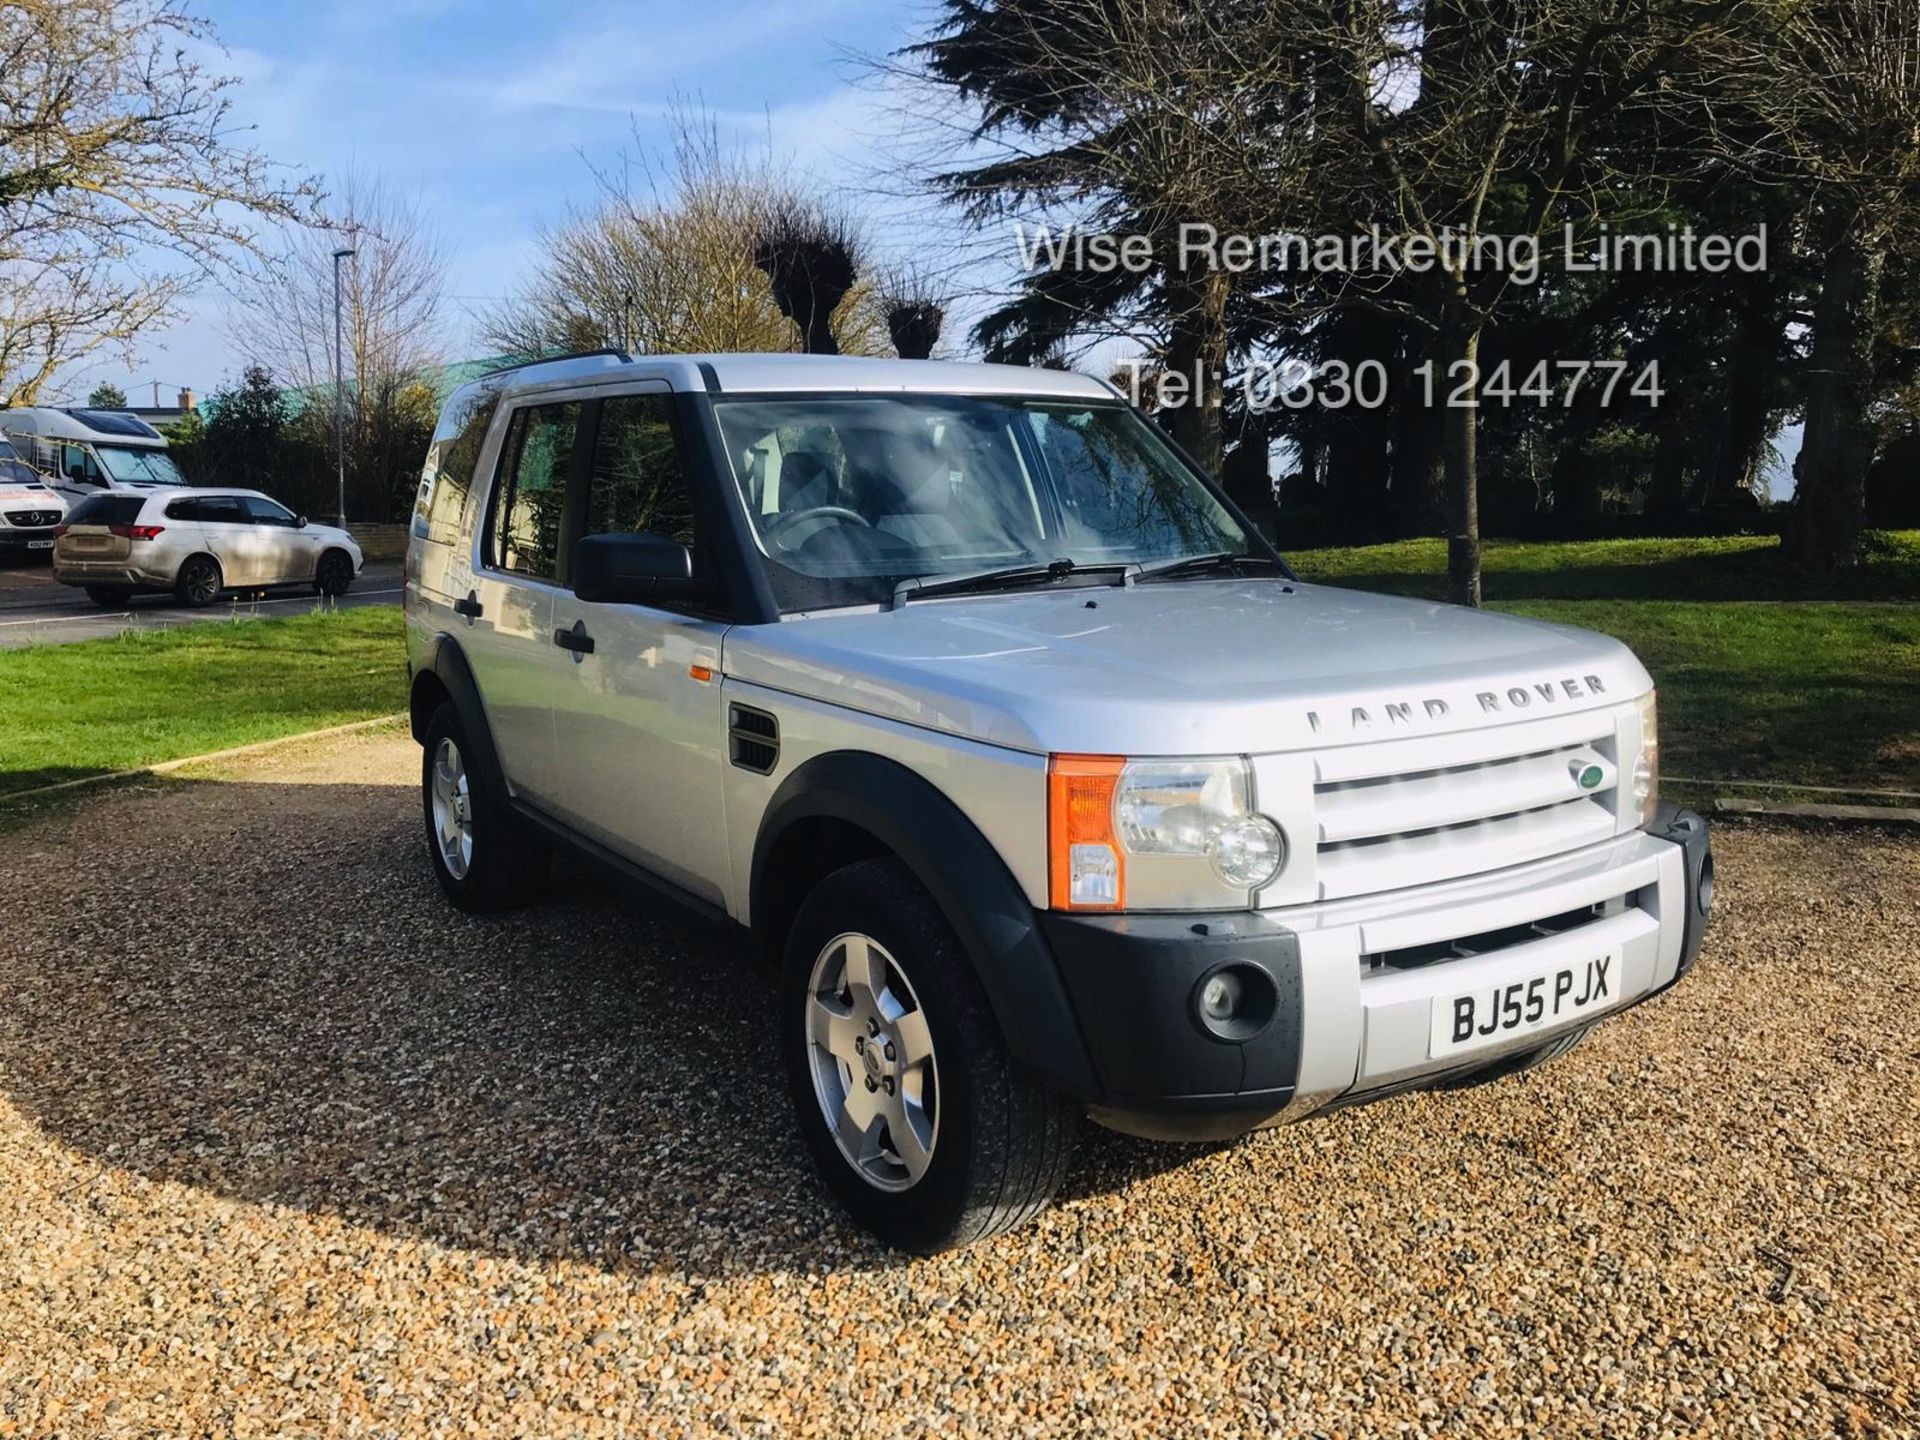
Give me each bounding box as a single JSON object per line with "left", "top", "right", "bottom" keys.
{"left": 28, "top": 539, "right": 52, "bottom": 549}
{"left": 1429, "top": 952, "right": 1623, "bottom": 1059}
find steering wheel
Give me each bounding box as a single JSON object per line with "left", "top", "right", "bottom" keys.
{"left": 764, "top": 504, "right": 872, "bottom": 551}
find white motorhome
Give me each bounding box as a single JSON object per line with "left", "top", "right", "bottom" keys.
{"left": 0, "top": 406, "right": 188, "bottom": 498}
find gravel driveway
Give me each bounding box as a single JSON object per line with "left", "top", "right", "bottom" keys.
{"left": 1, "top": 728, "right": 1914, "bottom": 1437}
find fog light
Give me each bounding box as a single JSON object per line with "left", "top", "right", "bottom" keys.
{"left": 1200, "top": 971, "right": 1242, "bottom": 1022}
{"left": 1191, "top": 963, "right": 1278, "bottom": 1042}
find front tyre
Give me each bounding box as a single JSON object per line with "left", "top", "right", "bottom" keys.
{"left": 315, "top": 549, "right": 355, "bottom": 597}
{"left": 420, "top": 701, "right": 549, "bottom": 912}
{"left": 782, "top": 858, "right": 1077, "bottom": 1252}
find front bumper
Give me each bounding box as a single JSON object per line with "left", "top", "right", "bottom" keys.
{"left": 0, "top": 527, "right": 58, "bottom": 551}
{"left": 1040, "top": 805, "right": 1712, "bottom": 1140}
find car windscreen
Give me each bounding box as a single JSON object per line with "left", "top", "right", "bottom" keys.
{"left": 94, "top": 445, "right": 185, "bottom": 486}
{"left": 711, "top": 395, "right": 1252, "bottom": 609}
{"left": 0, "top": 458, "right": 40, "bottom": 486}
{"left": 63, "top": 495, "right": 146, "bottom": 526}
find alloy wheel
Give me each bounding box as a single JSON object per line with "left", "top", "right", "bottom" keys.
{"left": 183, "top": 561, "right": 218, "bottom": 605}
{"left": 429, "top": 737, "right": 474, "bottom": 879}
{"left": 804, "top": 932, "right": 940, "bottom": 1192}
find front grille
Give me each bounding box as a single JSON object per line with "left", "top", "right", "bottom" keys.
{"left": 1312, "top": 711, "right": 1623, "bottom": 901}
{"left": 6, "top": 509, "right": 59, "bottom": 527}
{"left": 1361, "top": 901, "right": 1614, "bottom": 974}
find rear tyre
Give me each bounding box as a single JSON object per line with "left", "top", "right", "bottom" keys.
{"left": 782, "top": 857, "right": 1077, "bottom": 1253}
{"left": 84, "top": 586, "right": 133, "bottom": 608}
{"left": 420, "top": 700, "right": 549, "bottom": 913}
{"left": 314, "top": 549, "right": 355, "bottom": 597}
{"left": 174, "top": 554, "right": 222, "bottom": 607}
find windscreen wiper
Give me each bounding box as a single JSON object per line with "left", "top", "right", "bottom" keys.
{"left": 1129, "top": 551, "right": 1284, "bottom": 584}
{"left": 890, "top": 558, "right": 1129, "bottom": 608}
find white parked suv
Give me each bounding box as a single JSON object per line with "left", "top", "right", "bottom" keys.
{"left": 404, "top": 352, "right": 1713, "bottom": 1252}
{"left": 53, "top": 488, "right": 362, "bottom": 607}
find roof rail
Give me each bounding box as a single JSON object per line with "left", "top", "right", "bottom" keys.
{"left": 481, "top": 346, "right": 634, "bottom": 377}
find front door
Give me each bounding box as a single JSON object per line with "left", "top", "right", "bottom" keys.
{"left": 547, "top": 388, "right": 731, "bottom": 903}
{"left": 238, "top": 494, "right": 315, "bottom": 583}
{"left": 461, "top": 399, "right": 586, "bottom": 806}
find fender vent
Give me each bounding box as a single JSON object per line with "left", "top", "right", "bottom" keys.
{"left": 728, "top": 704, "right": 780, "bottom": 775}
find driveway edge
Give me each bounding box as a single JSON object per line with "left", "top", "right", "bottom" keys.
{"left": 0, "top": 713, "right": 407, "bottom": 805}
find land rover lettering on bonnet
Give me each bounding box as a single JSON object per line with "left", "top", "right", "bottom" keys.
{"left": 403, "top": 351, "right": 1713, "bottom": 1252}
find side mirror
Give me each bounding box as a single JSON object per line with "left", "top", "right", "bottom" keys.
{"left": 295, "top": 514, "right": 308, "bottom": 529}
{"left": 572, "top": 531, "right": 696, "bottom": 605}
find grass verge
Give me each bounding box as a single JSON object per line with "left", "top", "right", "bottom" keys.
{"left": 1290, "top": 530, "right": 1920, "bottom": 602}
{"left": 0, "top": 607, "right": 406, "bottom": 797}
{"left": 1291, "top": 533, "right": 1920, "bottom": 798}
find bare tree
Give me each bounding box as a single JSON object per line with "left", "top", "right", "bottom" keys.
{"left": 235, "top": 172, "right": 449, "bottom": 391}
{"left": 1292, "top": 1, "right": 1747, "bottom": 604}
{"left": 485, "top": 113, "right": 885, "bottom": 360}
{"left": 751, "top": 198, "right": 865, "bottom": 355}
{"left": 0, "top": 0, "right": 315, "bottom": 401}
{"left": 877, "top": 264, "right": 949, "bottom": 359}
{"left": 1712, "top": 0, "right": 1920, "bottom": 569}
{"left": 232, "top": 174, "right": 449, "bottom": 521}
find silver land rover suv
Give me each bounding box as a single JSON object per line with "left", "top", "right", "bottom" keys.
{"left": 404, "top": 352, "right": 1713, "bottom": 1252}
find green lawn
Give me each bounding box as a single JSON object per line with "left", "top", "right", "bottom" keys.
{"left": 1291, "top": 532, "right": 1920, "bottom": 798}
{"left": 1289, "top": 530, "right": 1920, "bottom": 602}
{"left": 0, "top": 608, "right": 406, "bottom": 797}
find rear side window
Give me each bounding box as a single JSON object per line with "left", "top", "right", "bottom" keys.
{"left": 64, "top": 495, "right": 145, "bottom": 526}
{"left": 193, "top": 496, "right": 246, "bottom": 524}
{"left": 165, "top": 497, "right": 203, "bottom": 520}
{"left": 486, "top": 402, "right": 579, "bottom": 581}
{"left": 415, "top": 386, "right": 500, "bottom": 545}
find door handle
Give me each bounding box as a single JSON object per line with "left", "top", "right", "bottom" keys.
{"left": 553, "top": 620, "right": 595, "bottom": 657}
{"left": 453, "top": 591, "right": 483, "bottom": 620}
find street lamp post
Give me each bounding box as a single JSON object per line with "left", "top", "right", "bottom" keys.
{"left": 332, "top": 247, "right": 356, "bottom": 527}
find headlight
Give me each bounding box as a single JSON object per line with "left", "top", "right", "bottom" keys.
{"left": 1049, "top": 755, "right": 1286, "bottom": 910}
{"left": 1632, "top": 690, "right": 1659, "bottom": 826}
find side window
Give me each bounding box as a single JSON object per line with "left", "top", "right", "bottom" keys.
{"left": 164, "top": 497, "right": 203, "bottom": 521}
{"left": 198, "top": 496, "right": 246, "bottom": 524}
{"left": 486, "top": 402, "right": 578, "bottom": 580}
{"left": 65, "top": 445, "right": 102, "bottom": 484}
{"left": 415, "top": 386, "right": 499, "bottom": 545}
{"left": 583, "top": 393, "right": 696, "bottom": 548}
{"left": 241, "top": 496, "right": 296, "bottom": 526}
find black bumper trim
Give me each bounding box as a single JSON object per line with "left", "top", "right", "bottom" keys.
{"left": 1649, "top": 802, "right": 1713, "bottom": 983}
{"left": 1038, "top": 909, "right": 1303, "bottom": 1126}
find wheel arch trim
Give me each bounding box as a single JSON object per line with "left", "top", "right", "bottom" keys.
{"left": 751, "top": 749, "right": 1100, "bottom": 1098}
{"left": 412, "top": 632, "right": 511, "bottom": 805}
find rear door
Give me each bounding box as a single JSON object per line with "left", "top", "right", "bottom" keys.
{"left": 238, "top": 495, "right": 315, "bottom": 583}
{"left": 191, "top": 495, "right": 257, "bottom": 584}
{"left": 462, "top": 398, "right": 587, "bottom": 804}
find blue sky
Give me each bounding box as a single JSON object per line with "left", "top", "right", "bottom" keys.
{"left": 74, "top": 0, "right": 938, "bottom": 405}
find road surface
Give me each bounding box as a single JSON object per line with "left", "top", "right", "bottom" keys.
{"left": 0, "top": 556, "right": 402, "bottom": 648}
